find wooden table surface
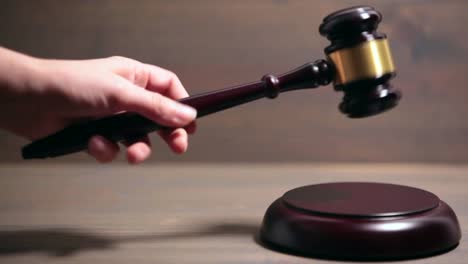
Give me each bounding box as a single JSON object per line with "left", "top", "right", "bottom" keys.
{"left": 0, "top": 163, "right": 467, "bottom": 264}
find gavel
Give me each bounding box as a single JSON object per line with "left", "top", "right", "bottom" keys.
{"left": 22, "top": 6, "right": 400, "bottom": 159}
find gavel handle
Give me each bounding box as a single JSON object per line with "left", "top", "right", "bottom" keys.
{"left": 21, "top": 60, "right": 332, "bottom": 159}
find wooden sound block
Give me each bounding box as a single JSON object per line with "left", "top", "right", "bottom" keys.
{"left": 260, "top": 182, "right": 461, "bottom": 260}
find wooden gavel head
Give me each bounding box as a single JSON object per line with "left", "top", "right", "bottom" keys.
{"left": 319, "top": 6, "right": 400, "bottom": 118}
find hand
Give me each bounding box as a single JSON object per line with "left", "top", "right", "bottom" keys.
{"left": 0, "top": 47, "right": 197, "bottom": 164}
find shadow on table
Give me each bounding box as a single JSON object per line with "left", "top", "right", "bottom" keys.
{"left": 0, "top": 223, "right": 259, "bottom": 257}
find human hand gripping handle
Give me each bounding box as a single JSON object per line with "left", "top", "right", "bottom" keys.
{"left": 0, "top": 48, "right": 197, "bottom": 163}
{"left": 22, "top": 59, "right": 334, "bottom": 159}
{"left": 21, "top": 77, "right": 269, "bottom": 159}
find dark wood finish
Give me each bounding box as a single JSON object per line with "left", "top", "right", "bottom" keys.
{"left": 261, "top": 182, "right": 461, "bottom": 260}
{"left": 0, "top": 163, "right": 467, "bottom": 263}
{"left": 23, "top": 5, "right": 403, "bottom": 159}
{"left": 22, "top": 60, "right": 332, "bottom": 159}
{"left": 0, "top": 1, "right": 468, "bottom": 163}
{"left": 319, "top": 6, "right": 400, "bottom": 118}
{"left": 320, "top": 5, "right": 385, "bottom": 53}
{"left": 281, "top": 182, "right": 440, "bottom": 217}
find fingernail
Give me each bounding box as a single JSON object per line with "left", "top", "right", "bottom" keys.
{"left": 175, "top": 104, "right": 197, "bottom": 123}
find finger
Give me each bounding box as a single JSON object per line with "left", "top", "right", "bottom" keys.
{"left": 124, "top": 135, "right": 152, "bottom": 164}
{"left": 106, "top": 57, "right": 189, "bottom": 100}
{"left": 158, "top": 128, "right": 189, "bottom": 154}
{"left": 106, "top": 56, "right": 146, "bottom": 85}
{"left": 140, "top": 64, "right": 198, "bottom": 134}
{"left": 109, "top": 58, "right": 188, "bottom": 99}
{"left": 116, "top": 78, "right": 197, "bottom": 127}
{"left": 87, "top": 135, "right": 120, "bottom": 163}
{"left": 142, "top": 64, "right": 189, "bottom": 100}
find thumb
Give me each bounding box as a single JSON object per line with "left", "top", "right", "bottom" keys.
{"left": 118, "top": 83, "right": 197, "bottom": 127}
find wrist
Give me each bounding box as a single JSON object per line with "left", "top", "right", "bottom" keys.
{"left": 0, "top": 47, "right": 47, "bottom": 94}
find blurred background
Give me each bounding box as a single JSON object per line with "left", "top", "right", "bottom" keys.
{"left": 0, "top": 0, "right": 467, "bottom": 164}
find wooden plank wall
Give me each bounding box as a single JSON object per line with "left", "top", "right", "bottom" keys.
{"left": 0, "top": 0, "right": 467, "bottom": 163}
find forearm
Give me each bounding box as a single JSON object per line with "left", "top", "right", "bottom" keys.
{"left": 0, "top": 47, "right": 44, "bottom": 93}
{"left": 0, "top": 47, "right": 47, "bottom": 133}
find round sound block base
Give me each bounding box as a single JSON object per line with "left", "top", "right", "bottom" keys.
{"left": 260, "top": 182, "right": 461, "bottom": 260}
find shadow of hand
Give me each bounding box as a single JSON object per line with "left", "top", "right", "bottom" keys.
{"left": 0, "top": 229, "right": 114, "bottom": 256}
{"left": 0, "top": 223, "right": 259, "bottom": 257}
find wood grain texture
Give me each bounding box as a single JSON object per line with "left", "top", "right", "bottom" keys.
{"left": 0, "top": 0, "right": 467, "bottom": 163}
{"left": 0, "top": 163, "right": 467, "bottom": 263}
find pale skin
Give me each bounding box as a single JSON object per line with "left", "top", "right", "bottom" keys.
{"left": 0, "top": 47, "right": 197, "bottom": 164}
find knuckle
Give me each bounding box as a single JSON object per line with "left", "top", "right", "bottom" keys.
{"left": 169, "top": 71, "right": 180, "bottom": 85}
{"left": 107, "top": 78, "right": 129, "bottom": 111}
{"left": 109, "top": 55, "right": 127, "bottom": 63}
{"left": 109, "top": 55, "right": 132, "bottom": 63}
{"left": 133, "top": 63, "right": 149, "bottom": 87}
{"left": 166, "top": 70, "right": 179, "bottom": 83}
{"left": 166, "top": 70, "right": 177, "bottom": 79}
{"left": 109, "top": 56, "right": 139, "bottom": 69}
